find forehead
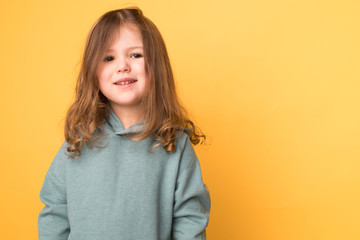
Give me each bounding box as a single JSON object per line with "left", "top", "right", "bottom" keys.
{"left": 107, "top": 23, "right": 143, "bottom": 48}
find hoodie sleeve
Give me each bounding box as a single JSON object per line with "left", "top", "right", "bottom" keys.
{"left": 38, "top": 143, "right": 70, "bottom": 240}
{"left": 172, "top": 137, "right": 211, "bottom": 240}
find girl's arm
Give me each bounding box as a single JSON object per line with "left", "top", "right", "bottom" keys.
{"left": 38, "top": 143, "right": 70, "bottom": 240}
{"left": 172, "top": 136, "right": 211, "bottom": 240}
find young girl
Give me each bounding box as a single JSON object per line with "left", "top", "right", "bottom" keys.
{"left": 38, "top": 7, "right": 210, "bottom": 240}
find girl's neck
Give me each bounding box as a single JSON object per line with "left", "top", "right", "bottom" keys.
{"left": 110, "top": 104, "right": 143, "bottom": 129}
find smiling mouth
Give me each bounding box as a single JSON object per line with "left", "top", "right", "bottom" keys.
{"left": 114, "top": 80, "right": 137, "bottom": 85}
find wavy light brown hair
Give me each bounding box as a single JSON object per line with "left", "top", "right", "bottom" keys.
{"left": 65, "top": 7, "right": 205, "bottom": 158}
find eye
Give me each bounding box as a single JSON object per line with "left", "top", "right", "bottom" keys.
{"left": 130, "top": 53, "right": 143, "bottom": 58}
{"left": 103, "top": 56, "right": 114, "bottom": 62}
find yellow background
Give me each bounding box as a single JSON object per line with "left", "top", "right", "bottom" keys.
{"left": 1, "top": 0, "right": 359, "bottom": 239}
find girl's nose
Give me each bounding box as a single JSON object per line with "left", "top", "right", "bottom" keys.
{"left": 117, "top": 62, "right": 130, "bottom": 73}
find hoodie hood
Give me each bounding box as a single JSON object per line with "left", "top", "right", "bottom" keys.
{"left": 106, "top": 106, "right": 193, "bottom": 138}
{"left": 107, "top": 107, "right": 145, "bottom": 136}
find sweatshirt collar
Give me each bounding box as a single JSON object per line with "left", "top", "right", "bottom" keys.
{"left": 107, "top": 107, "right": 145, "bottom": 135}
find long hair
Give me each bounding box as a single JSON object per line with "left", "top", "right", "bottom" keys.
{"left": 65, "top": 7, "right": 205, "bottom": 158}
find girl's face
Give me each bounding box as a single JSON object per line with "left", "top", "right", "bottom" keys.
{"left": 97, "top": 24, "right": 148, "bottom": 120}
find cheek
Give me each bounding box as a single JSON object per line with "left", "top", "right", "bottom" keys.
{"left": 96, "top": 70, "right": 108, "bottom": 93}
{"left": 133, "top": 60, "right": 146, "bottom": 76}
{"left": 97, "top": 66, "right": 112, "bottom": 84}
{"left": 97, "top": 66, "right": 107, "bottom": 79}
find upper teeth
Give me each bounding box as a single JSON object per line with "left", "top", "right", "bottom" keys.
{"left": 116, "top": 80, "right": 136, "bottom": 85}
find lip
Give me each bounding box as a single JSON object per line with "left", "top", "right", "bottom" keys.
{"left": 114, "top": 78, "right": 137, "bottom": 85}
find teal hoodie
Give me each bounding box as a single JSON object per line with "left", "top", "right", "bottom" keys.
{"left": 38, "top": 108, "right": 210, "bottom": 240}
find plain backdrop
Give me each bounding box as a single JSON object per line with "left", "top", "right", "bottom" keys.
{"left": 1, "top": 0, "right": 359, "bottom": 239}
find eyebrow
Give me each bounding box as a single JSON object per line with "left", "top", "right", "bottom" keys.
{"left": 105, "top": 46, "right": 143, "bottom": 53}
